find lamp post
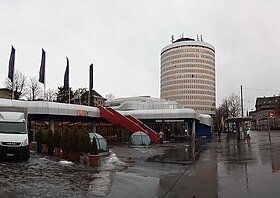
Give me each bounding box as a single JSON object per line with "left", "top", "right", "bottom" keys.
{"left": 267, "top": 111, "right": 271, "bottom": 142}
{"left": 241, "top": 85, "right": 244, "bottom": 118}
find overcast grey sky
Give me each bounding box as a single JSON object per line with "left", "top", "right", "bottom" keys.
{"left": 1, "top": 0, "right": 280, "bottom": 112}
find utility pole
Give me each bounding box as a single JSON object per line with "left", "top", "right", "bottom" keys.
{"left": 240, "top": 85, "right": 245, "bottom": 140}
{"left": 225, "top": 99, "right": 228, "bottom": 132}
{"left": 241, "top": 85, "right": 244, "bottom": 118}
{"left": 267, "top": 111, "right": 271, "bottom": 142}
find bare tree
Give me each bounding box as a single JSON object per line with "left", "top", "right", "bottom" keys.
{"left": 227, "top": 93, "right": 241, "bottom": 117}
{"left": 105, "top": 93, "right": 115, "bottom": 101}
{"left": 26, "top": 76, "right": 43, "bottom": 101}
{"left": 74, "top": 88, "right": 88, "bottom": 104}
{"left": 214, "top": 93, "right": 241, "bottom": 133}
{"left": 45, "top": 88, "right": 57, "bottom": 102}
{"left": 219, "top": 93, "right": 241, "bottom": 118}
{"left": 5, "top": 70, "right": 27, "bottom": 99}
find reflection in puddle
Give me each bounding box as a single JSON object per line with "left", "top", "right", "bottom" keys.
{"left": 146, "top": 139, "right": 211, "bottom": 165}
{"left": 0, "top": 151, "right": 127, "bottom": 197}
{"left": 107, "top": 172, "right": 159, "bottom": 198}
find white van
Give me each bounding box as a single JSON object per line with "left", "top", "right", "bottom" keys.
{"left": 0, "top": 112, "right": 30, "bottom": 160}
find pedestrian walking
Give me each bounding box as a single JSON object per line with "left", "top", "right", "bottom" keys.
{"left": 218, "top": 126, "right": 222, "bottom": 140}
{"left": 159, "top": 130, "right": 164, "bottom": 144}
{"left": 170, "top": 132, "right": 175, "bottom": 142}
{"left": 246, "top": 127, "right": 251, "bottom": 142}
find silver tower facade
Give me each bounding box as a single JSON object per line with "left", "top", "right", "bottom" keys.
{"left": 160, "top": 37, "right": 215, "bottom": 115}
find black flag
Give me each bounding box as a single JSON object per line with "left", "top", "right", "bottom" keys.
{"left": 8, "top": 46, "right": 15, "bottom": 82}
{"left": 39, "top": 49, "right": 46, "bottom": 84}
{"left": 64, "top": 57, "right": 69, "bottom": 90}
{"left": 89, "top": 63, "right": 93, "bottom": 91}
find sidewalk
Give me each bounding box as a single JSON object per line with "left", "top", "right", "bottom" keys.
{"left": 166, "top": 131, "right": 280, "bottom": 197}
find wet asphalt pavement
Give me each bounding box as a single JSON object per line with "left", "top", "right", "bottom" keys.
{"left": 0, "top": 142, "right": 196, "bottom": 198}
{"left": 1, "top": 131, "right": 280, "bottom": 197}
{"left": 165, "top": 131, "right": 280, "bottom": 198}
{"left": 0, "top": 153, "right": 125, "bottom": 197}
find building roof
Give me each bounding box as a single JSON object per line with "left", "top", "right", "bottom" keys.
{"left": 0, "top": 88, "right": 21, "bottom": 95}
{"left": 0, "top": 98, "right": 212, "bottom": 126}
{"left": 173, "top": 37, "right": 195, "bottom": 43}
{"left": 225, "top": 117, "right": 254, "bottom": 123}
{"left": 0, "top": 98, "right": 100, "bottom": 118}
{"left": 104, "top": 96, "right": 212, "bottom": 125}
{"left": 0, "top": 88, "right": 10, "bottom": 91}
{"left": 120, "top": 109, "right": 197, "bottom": 119}
{"left": 161, "top": 37, "right": 215, "bottom": 55}
{"left": 105, "top": 96, "right": 182, "bottom": 110}
{"left": 120, "top": 109, "right": 211, "bottom": 126}
{"left": 80, "top": 90, "right": 105, "bottom": 99}
{"left": 256, "top": 96, "right": 280, "bottom": 108}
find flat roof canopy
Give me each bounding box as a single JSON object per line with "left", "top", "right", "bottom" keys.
{"left": 0, "top": 99, "right": 100, "bottom": 118}
{"left": 119, "top": 109, "right": 212, "bottom": 126}
{"left": 225, "top": 117, "right": 253, "bottom": 123}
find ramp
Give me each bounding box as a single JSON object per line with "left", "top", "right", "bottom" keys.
{"left": 97, "top": 106, "right": 157, "bottom": 143}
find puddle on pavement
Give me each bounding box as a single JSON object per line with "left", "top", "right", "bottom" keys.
{"left": 106, "top": 172, "right": 159, "bottom": 198}
{"left": 0, "top": 151, "right": 127, "bottom": 197}
{"left": 146, "top": 139, "right": 211, "bottom": 165}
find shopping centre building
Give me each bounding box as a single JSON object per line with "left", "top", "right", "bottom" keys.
{"left": 0, "top": 97, "right": 212, "bottom": 143}
{"left": 105, "top": 96, "right": 212, "bottom": 139}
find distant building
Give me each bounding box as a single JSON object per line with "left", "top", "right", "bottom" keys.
{"left": 249, "top": 110, "right": 257, "bottom": 130}
{"left": 74, "top": 90, "right": 106, "bottom": 107}
{"left": 252, "top": 96, "right": 280, "bottom": 130}
{"left": 0, "top": 88, "right": 21, "bottom": 99}
{"left": 88, "top": 90, "right": 106, "bottom": 106}
{"left": 160, "top": 36, "right": 216, "bottom": 115}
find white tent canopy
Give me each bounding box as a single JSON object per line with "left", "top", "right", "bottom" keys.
{"left": 131, "top": 131, "right": 151, "bottom": 145}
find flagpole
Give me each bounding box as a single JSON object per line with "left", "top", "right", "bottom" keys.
{"left": 68, "top": 67, "right": 70, "bottom": 104}
{"left": 44, "top": 79, "right": 46, "bottom": 101}
{"left": 44, "top": 56, "right": 46, "bottom": 101}
{"left": 88, "top": 63, "right": 93, "bottom": 106}
{"left": 44, "top": 49, "right": 46, "bottom": 101}
{"left": 68, "top": 59, "right": 70, "bottom": 104}
{"left": 88, "top": 89, "right": 90, "bottom": 106}
{"left": 88, "top": 64, "right": 90, "bottom": 106}
{"left": 88, "top": 64, "right": 90, "bottom": 105}
{"left": 11, "top": 82, "right": 14, "bottom": 100}
{"left": 69, "top": 87, "right": 70, "bottom": 104}
{"left": 11, "top": 70, "right": 14, "bottom": 100}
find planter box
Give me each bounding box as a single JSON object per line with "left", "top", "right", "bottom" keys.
{"left": 68, "top": 151, "right": 80, "bottom": 162}
{"left": 88, "top": 154, "right": 100, "bottom": 167}
{"left": 36, "top": 142, "right": 42, "bottom": 154}
{"left": 42, "top": 144, "right": 48, "bottom": 155}
{"left": 82, "top": 152, "right": 89, "bottom": 162}
{"left": 61, "top": 149, "right": 69, "bottom": 159}
{"left": 48, "top": 145, "right": 54, "bottom": 156}
{"left": 54, "top": 146, "right": 61, "bottom": 158}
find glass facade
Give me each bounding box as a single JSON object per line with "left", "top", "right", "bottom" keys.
{"left": 29, "top": 119, "right": 94, "bottom": 143}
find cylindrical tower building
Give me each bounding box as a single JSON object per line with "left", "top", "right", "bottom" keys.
{"left": 160, "top": 36, "right": 215, "bottom": 115}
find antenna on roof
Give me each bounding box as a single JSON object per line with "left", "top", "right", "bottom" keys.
{"left": 200, "top": 34, "right": 203, "bottom": 42}
{"left": 197, "top": 34, "right": 200, "bottom": 41}
{"left": 181, "top": 33, "right": 184, "bottom": 38}
{"left": 171, "top": 35, "right": 174, "bottom": 43}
